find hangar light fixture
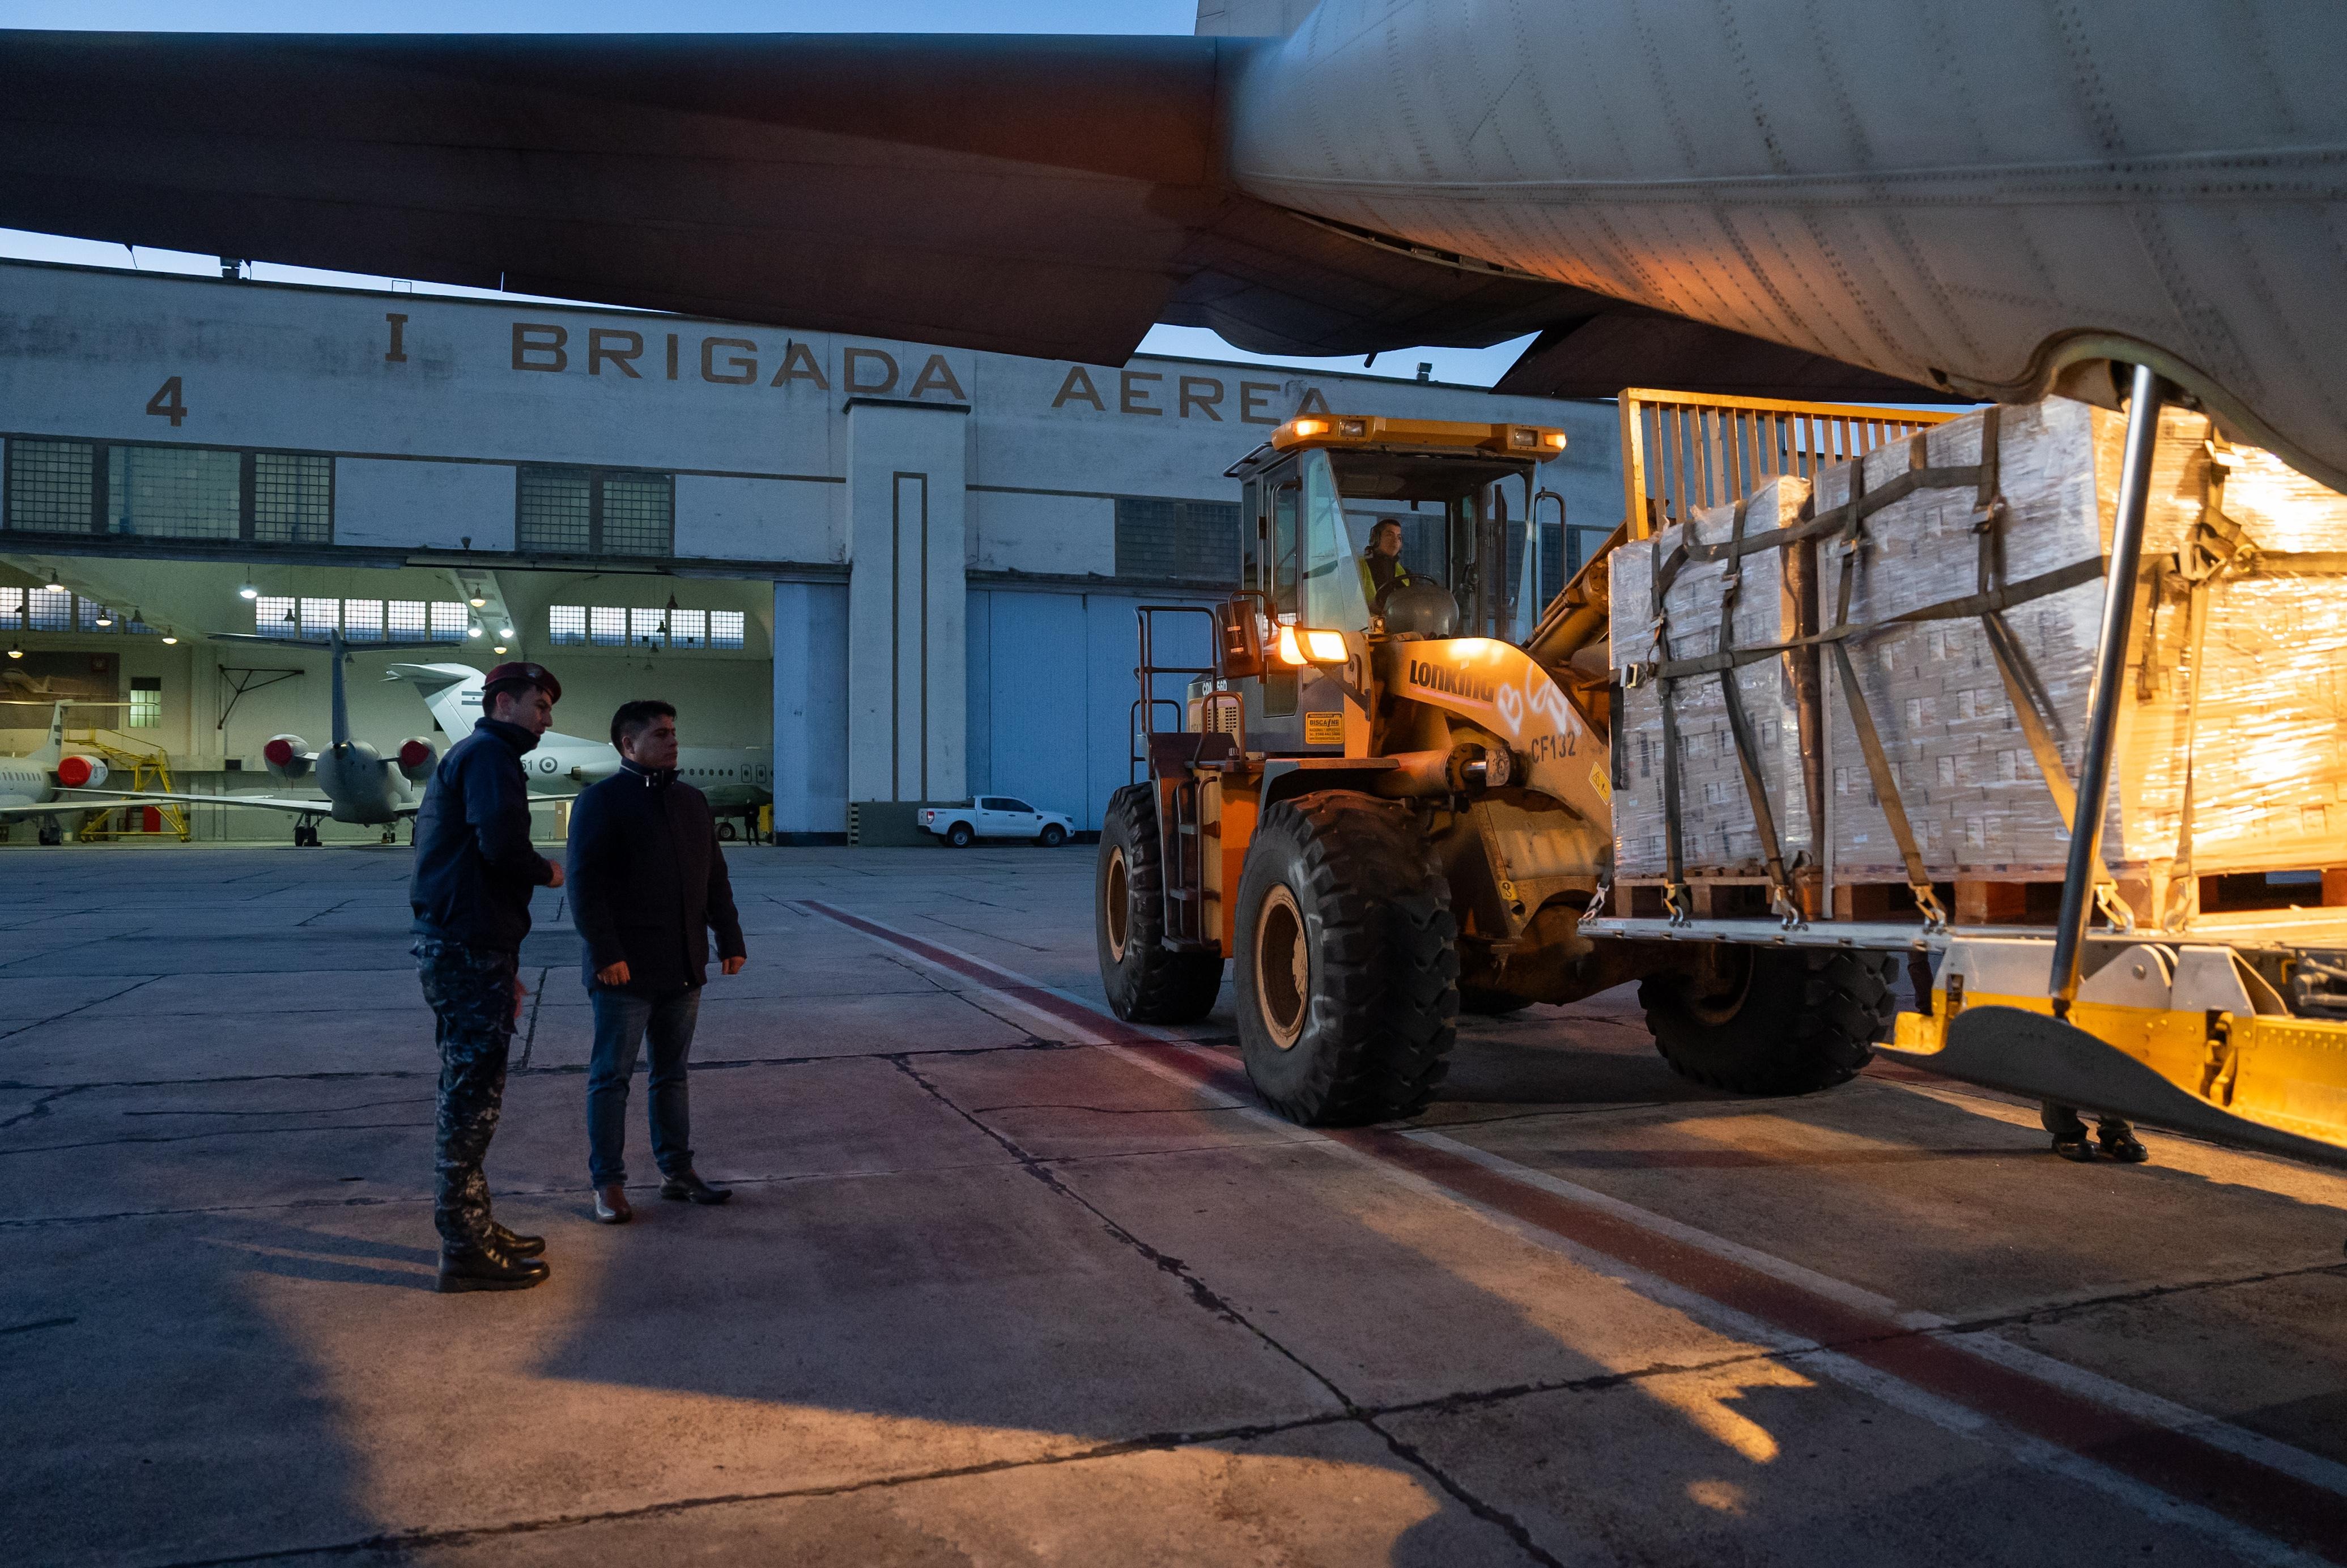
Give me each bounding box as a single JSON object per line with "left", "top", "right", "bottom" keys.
{"left": 498, "top": 624, "right": 514, "bottom": 639}
{"left": 6, "top": 643, "right": 20, "bottom": 660}
{"left": 492, "top": 645, "right": 508, "bottom": 655}
{"left": 238, "top": 582, "right": 259, "bottom": 601}
{"left": 44, "top": 570, "right": 64, "bottom": 593}
{"left": 466, "top": 624, "right": 483, "bottom": 639}
{"left": 160, "top": 632, "right": 178, "bottom": 645}
{"left": 468, "top": 594, "right": 487, "bottom": 609}
{"left": 93, "top": 608, "right": 113, "bottom": 627}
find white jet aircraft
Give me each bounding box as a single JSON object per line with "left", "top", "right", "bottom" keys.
{"left": 95, "top": 630, "right": 447, "bottom": 846}
{"left": 386, "top": 662, "right": 775, "bottom": 836}
{"left": 0, "top": 701, "right": 170, "bottom": 845}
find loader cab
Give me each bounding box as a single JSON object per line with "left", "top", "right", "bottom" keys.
{"left": 1221, "top": 416, "right": 1563, "bottom": 753}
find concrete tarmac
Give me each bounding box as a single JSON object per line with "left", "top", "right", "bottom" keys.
{"left": 5, "top": 843, "right": 2346, "bottom": 1566}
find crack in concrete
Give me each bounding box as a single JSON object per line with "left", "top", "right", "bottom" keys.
{"left": 1931, "top": 1257, "right": 2347, "bottom": 1333}
{"left": 0, "top": 1085, "right": 84, "bottom": 1131}
{"left": 121, "top": 1098, "right": 432, "bottom": 1118}
{"left": 0, "top": 974, "right": 164, "bottom": 1042}
{"left": 968, "top": 1102, "right": 1261, "bottom": 1118}
{"left": 134, "top": 1411, "right": 1374, "bottom": 1567}
{"left": 294, "top": 899, "right": 354, "bottom": 929}
{"left": 517, "top": 967, "right": 549, "bottom": 1070}
{"left": 887, "top": 1051, "right": 1563, "bottom": 1568}
{"left": 0, "top": 1314, "right": 75, "bottom": 1336}
{"left": 0, "top": 1121, "right": 433, "bottom": 1156}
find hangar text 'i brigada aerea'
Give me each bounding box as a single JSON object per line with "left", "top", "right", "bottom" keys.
{"left": 0, "top": 260, "right": 1617, "bottom": 844}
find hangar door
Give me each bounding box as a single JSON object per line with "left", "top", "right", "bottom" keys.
{"left": 967, "top": 588, "right": 1215, "bottom": 832}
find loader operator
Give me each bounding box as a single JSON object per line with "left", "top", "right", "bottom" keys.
{"left": 1359, "top": 519, "right": 1418, "bottom": 613}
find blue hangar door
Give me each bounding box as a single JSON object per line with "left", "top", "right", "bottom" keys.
{"left": 967, "top": 588, "right": 1217, "bottom": 832}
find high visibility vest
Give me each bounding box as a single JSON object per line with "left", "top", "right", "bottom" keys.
{"left": 1360, "top": 552, "right": 1414, "bottom": 607}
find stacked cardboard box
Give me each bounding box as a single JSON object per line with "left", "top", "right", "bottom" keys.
{"left": 1608, "top": 394, "right": 2347, "bottom": 900}
{"left": 1610, "top": 475, "right": 1816, "bottom": 881}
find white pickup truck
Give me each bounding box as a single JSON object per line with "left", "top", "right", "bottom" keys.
{"left": 919, "top": 796, "right": 1075, "bottom": 848}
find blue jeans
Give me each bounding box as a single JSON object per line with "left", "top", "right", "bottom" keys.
{"left": 586, "top": 985, "right": 701, "bottom": 1186}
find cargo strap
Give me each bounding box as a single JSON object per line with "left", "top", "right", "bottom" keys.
{"left": 1968, "top": 406, "right": 2129, "bottom": 929}
{"left": 1822, "top": 452, "right": 1946, "bottom": 929}
{"left": 1648, "top": 526, "right": 1694, "bottom": 923}
{"left": 2157, "top": 436, "right": 2254, "bottom": 929}
{"left": 1712, "top": 498, "right": 1804, "bottom": 926}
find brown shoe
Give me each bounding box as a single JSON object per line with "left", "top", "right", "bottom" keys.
{"left": 592, "top": 1184, "right": 632, "bottom": 1224}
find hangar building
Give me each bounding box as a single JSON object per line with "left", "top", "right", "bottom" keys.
{"left": 0, "top": 260, "right": 1619, "bottom": 843}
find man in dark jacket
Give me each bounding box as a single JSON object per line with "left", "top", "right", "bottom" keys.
{"left": 566, "top": 699, "right": 747, "bottom": 1224}
{"left": 410, "top": 661, "right": 564, "bottom": 1293}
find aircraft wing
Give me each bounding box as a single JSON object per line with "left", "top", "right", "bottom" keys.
{"left": 65, "top": 788, "right": 368, "bottom": 818}
{"left": 0, "top": 795, "right": 182, "bottom": 817}
{"left": 0, "top": 28, "right": 1921, "bottom": 397}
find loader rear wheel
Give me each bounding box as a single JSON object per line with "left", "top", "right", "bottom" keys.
{"left": 1235, "top": 792, "right": 1457, "bottom": 1125}
{"left": 1640, "top": 946, "right": 1896, "bottom": 1095}
{"left": 1096, "top": 785, "right": 1223, "bottom": 1023}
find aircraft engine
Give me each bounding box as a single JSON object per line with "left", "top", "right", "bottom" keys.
{"left": 262, "top": 734, "right": 314, "bottom": 784}
{"left": 54, "top": 754, "right": 108, "bottom": 790}
{"left": 396, "top": 737, "right": 438, "bottom": 785}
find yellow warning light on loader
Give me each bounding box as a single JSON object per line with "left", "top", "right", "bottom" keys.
{"left": 1270, "top": 415, "right": 1567, "bottom": 456}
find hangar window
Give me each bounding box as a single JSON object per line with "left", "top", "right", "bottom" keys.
{"left": 108, "top": 446, "right": 244, "bottom": 539}
{"left": 129, "top": 677, "right": 161, "bottom": 729}
{"left": 547, "top": 604, "right": 746, "bottom": 652}
{"left": 1114, "top": 498, "right": 1240, "bottom": 582}
{"left": 516, "top": 466, "right": 674, "bottom": 558}
{"left": 26, "top": 587, "right": 71, "bottom": 631}
{"left": 249, "top": 595, "right": 468, "bottom": 642}
{"left": 5, "top": 440, "right": 95, "bottom": 532}
{"left": 4, "top": 438, "right": 333, "bottom": 543}
{"left": 250, "top": 454, "right": 334, "bottom": 545}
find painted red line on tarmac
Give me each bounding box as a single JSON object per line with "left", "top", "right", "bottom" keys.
{"left": 804, "top": 899, "right": 2347, "bottom": 1559}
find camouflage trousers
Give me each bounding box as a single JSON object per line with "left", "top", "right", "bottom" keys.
{"left": 414, "top": 937, "right": 521, "bottom": 1247}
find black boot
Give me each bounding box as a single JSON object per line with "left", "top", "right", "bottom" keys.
{"left": 2097, "top": 1116, "right": 2150, "bottom": 1164}
{"left": 486, "top": 1220, "right": 545, "bottom": 1257}
{"left": 2042, "top": 1102, "right": 2095, "bottom": 1163}
{"left": 437, "top": 1236, "right": 550, "bottom": 1293}
{"left": 660, "top": 1169, "right": 731, "bottom": 1205}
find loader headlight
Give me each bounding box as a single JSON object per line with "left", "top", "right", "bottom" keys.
{"left": 1275, "top": 626, "right": 1349, "bottom": 666}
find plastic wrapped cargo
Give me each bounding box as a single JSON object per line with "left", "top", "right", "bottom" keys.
{"left": 1606, "top": 393, "right": 2347, "bottom": 917}
{"left": 1609, "top": 474, "right": 1817, "bottom": 883}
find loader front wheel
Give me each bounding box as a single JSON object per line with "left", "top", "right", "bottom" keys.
{"left": 1096, "top": 785, "right": 1223, "bottom": 1023}
{"left": 1235, "top": 792, "right": 1457, "bottom": 1124}
{"left": 1640, "top": 945, "right": 1895, "bottom": 1095}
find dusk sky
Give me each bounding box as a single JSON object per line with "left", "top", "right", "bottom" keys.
{"left": 0, "top": 0, "right": 1541, "bottom": 386}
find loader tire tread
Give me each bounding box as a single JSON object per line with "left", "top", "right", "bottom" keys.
{"left": 1236, "top": 792, "right": 1457, "bottom": 1124}
{"left": 1097, "top": 784, "right": 1223, "bottom": 1024}
{"left": 1642, "top": 947, "right": 1895, "bottom": 1096}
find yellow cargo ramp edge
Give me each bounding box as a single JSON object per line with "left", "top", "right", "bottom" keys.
{"left": 1884, "top": 934, "right": 2347, "bottom": 1170}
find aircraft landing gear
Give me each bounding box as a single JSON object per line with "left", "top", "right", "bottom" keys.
{"left": 294, "top": 822, "right": 322, "bottom": 848}
{"left": 380, "top": 825, "right": 397, "bottom": 845}
{"left": 38, "top": 817, "right": 64, "bottom": 846}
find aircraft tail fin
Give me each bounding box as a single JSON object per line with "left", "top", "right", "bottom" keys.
{"left": 28, "top": 701, "right": 66, "bottom": 765}
{"left": 384, "top": 662, "right": 484, "bottom": 740}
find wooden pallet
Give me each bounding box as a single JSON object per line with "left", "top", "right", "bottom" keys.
{"left": 1615, "top": 870, "right": 2347, "bottom": 927}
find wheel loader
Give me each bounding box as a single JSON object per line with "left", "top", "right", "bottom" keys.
{"left": 1097, "top": 409, "right": 1898, "bottom": 1124}
{"left": 1096, "top": 392, "right": 2347, "bottom": 1181}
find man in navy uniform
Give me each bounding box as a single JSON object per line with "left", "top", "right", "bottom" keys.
{"left": 566, "top": 699, "right": 747, "bottom": 1224}
{"left": 410, "top": 661, "right": 564, "bottom": 1292}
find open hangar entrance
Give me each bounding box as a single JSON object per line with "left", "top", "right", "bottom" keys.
{"left": 0, "top": 553, "right": 773, "bottom": 846}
